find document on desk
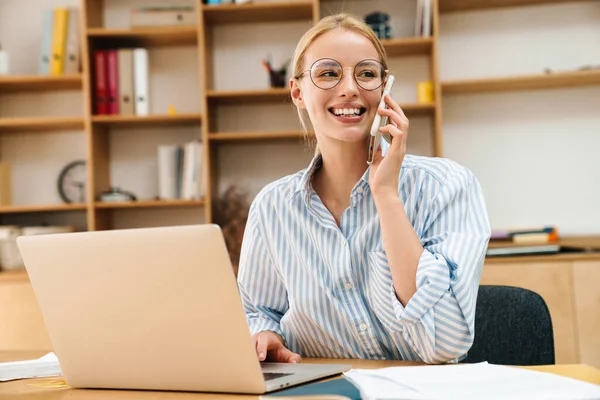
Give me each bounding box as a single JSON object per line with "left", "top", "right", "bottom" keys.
{"left": 344, "top": 362, "right": 600, "bottom": 400}
{"left": 0, "top": 352, "right": 62, "bottom": 382}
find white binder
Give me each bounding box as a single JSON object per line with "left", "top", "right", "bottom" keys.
{"left": 133, "top": 48, "right": 149, "bottom": 116}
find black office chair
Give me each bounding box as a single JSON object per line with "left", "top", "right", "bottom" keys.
{"left": 463, "top": 285, "right": 555, "bottom": 366}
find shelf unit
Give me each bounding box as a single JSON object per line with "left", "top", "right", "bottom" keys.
{"left": 1, "top": 0, "right": 597, "bottom": 232}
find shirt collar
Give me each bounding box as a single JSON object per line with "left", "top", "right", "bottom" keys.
{"left": 289, "top": 153, "right": 372, "bottom": 203}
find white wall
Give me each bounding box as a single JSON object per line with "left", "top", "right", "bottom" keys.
{"left": 439, "top": 1, "right": 600, "bottom": 234}
{"left": 1, "top": 0, "right": 599, "bottom": 234}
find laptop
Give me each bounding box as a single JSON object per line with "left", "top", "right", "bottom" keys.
{"left": 16, "top": 224, "right": 351, "bottom": 394}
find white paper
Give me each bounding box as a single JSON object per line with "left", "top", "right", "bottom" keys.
{"left": 0, "top": 352, "right": 62, "bottom": 382}
{"left": 344, "top": 362, "right": 600, "bottom": 400}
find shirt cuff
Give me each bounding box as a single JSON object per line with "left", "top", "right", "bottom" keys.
{"left": 247, "top": 315, "right": 284, "bottom": 340}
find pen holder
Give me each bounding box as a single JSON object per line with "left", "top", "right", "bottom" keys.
{"left": 269, "top": 68, "right": 287, "bottom": 88}
{"left": 417, "top": 81, "right": 434, "bottom": 104}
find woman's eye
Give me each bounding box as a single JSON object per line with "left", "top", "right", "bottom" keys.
{"left": 318, "top": 70, "right": 339, "bottom": 78}
{"left": 358, "top": 70, "right": 376, "bottom": 78}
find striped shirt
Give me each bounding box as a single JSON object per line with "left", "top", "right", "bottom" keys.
{"left": 237, "top": 153, "right": 491, "bottom": 364}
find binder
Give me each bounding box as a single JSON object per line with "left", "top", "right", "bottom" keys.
{"left": 94, "top": 50, "right": 108, "bottom": 115}
{"left": 157, "top": 145, "right": 181, "bottom": 200}
{"left": 117, "top": 49, "right": 135, "bottom": 115}
{"left": 39, "top": 10, "right": 54, "bottom": 75}
{"left": 106, "top": 50, "right": 119, "bottom": 115}
{"left": 64, "top": 8, "right": 80, "bottom": 74}
{"left": 50, "top": 8, "right": 69, "bottom": 76}
{"left": 133, "top": 48, "right": 149, "bottom": 116}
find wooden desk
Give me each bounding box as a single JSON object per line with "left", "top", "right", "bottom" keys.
{"left": 1, "top": 351, "right": 600, "bottom": 399}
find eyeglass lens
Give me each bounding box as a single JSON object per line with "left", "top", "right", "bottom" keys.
{"left": 309, "top": 59, "right": 385, "bottom": 90}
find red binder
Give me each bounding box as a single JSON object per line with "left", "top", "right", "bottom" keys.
{"left": 106, "top": 50, "right": 119, "bottom": 115}
{"left": 94, "top": 50, "right": 108, "bottom": 115}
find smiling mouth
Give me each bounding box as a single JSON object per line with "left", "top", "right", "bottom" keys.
{"left": 328, "top": 107, "right": 367, "bottom": 117}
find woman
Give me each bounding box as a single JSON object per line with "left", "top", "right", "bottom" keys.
{"left": 237, "top": 13, "right": 491, "bottom": 365}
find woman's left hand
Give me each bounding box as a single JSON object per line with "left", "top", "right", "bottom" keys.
{"left": 368, "top": 94, "right": 409, "bottom": 199}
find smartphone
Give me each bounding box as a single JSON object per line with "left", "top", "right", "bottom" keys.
{"left": 367, "top": 74, "right": 395, "bottom": 165}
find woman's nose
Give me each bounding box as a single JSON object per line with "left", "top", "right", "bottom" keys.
{"left": 338, "top": 71, "right": 359, "bottom": 97}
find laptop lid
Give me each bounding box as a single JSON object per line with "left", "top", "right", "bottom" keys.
{"left": 17, "top": 224, "right": 268, "bottom": 393}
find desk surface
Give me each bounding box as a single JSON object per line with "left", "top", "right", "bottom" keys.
{"left": 1, "top": 351, "right": 600, "bottom": 399}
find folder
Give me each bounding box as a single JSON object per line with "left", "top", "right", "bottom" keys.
{"left": 266, "top": 377, "right": 360, "bottom": 399}
{"left": 94, "top": 50, "right": 108, "bottom": 115}
{"left": 50, "top": 8, "right": 69, "bottom": 76}
{"left": 106, "top": 50, "right": 119, "bottom": 115}
{"left": 117, "top": 49, "right": 135, "bottom": 115}
{"left": 39, "top": 10, "right": 54, "bottom": 75}
{"left": 133, "top": 48, "right": 149, "bottom": 116}
{"left": 64, "top": 8, "right": 80, "bottom": 74}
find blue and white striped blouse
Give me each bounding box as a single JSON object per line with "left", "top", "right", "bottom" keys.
{"left": 237, "top": 153, "right": 491, "bottom": 364}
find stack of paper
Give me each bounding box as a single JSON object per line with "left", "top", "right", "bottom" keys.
{"left": 0, "top": 352, "right": 62, "bottom": 382}
{"left": 344, "top": 362, "right": 600, "bottom": 400}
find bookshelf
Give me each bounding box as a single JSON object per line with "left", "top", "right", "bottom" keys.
{"left": 0, "top": 0, "right": 597, "bottom": 232}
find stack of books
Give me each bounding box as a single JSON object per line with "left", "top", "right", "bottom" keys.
{"left": 157, "top": 141, "right": 205, "bottom": 201}
{"left": 92, "top": 48, "right": 149, "bottom": 116}
{"left": 39, "top": 8, "right": 80, "bottom": 76}
{"left": 486, "top": 226, "right": 564, "bottom": 257}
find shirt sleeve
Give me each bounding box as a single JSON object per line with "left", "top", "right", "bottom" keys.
{"left": 373, "top": 167, "right": 491, "bottom": 364}
{"left": 237, "top": 201, "right": 288, "bottom": 341}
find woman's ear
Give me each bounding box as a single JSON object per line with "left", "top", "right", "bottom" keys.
{"left": 290, "top": 78, "right": 305, "bottom": 109}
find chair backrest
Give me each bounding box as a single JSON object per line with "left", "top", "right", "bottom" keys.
{"left": 464, "top": 285, "right": 555, "bottom": 366}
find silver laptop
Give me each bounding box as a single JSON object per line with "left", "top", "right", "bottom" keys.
{"left": 16, "top": 224, "right": 350, "bottom": 394}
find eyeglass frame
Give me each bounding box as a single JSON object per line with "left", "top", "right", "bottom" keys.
{"left": 294, "top": 58, "right": 390, "bottom": 91}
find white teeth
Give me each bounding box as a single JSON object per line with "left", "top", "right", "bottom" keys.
{"left": 332, "top": 108, "right": 361, "bottom": 116}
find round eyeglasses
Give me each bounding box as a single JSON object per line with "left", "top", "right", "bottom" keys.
{"left": 296, "top": 58, "right": 388, "bottom": 91}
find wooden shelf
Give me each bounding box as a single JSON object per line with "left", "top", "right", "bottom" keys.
{"left": 402, "top": 103, "right": 437, "bottom": 116}
{"left": 0, "top": 204, "right": 87, "bottom": 214}
{"left": 442, "top": 70, "right": 600, "bottom": 94}
{"left": 0, "top": 271, "right": 29, "bottom": 282}
{"left": 0, "top": 117, "right": 84, "bottom": 133}
{"left": 203, "top": 1, "right": 314, "bottom": 24}
{"left": 94, "top": 199, "right": 206, "bottom": 209}
{"left": 207, "top": 88, "right": 290, "bottom": 104}
{"left": 87, "top": 27, "right": 198, "bottom": 47}
{"left": 382, "top": 37, "right": 433, "bottom": 57}
{"left": 92, "top": 113, "right": 202, "bottom": 128}
{"left": 0, "top": 75, "right": 82, "bottom": 93}
{"left": 439, "top": 0, "right": 581, "bottom": 13}
{"left": 209, "top": 130, "right": 305, "bottom": 141}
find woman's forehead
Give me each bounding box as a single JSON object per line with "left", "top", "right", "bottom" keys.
{"left": 304, "top": 29, "right": 380, "bottom": 66}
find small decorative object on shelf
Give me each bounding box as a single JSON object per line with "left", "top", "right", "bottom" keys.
{"left": 262, "top": 55, "right": 290, "bottom": 88}
{"left": 57, "top": 160, "right": 86, "bottom": 204}
{"left": 364, "top": 11, "right": 392, "bottom": 40}
{"left": 0, "top": 42, "right": 9, "bottom": 75}
{"left": 213, "top": 185, "right": 249, "bottom": 276}
{"left": 98, "top": 187, "right": 137, "bottom": 202}
{"left": 130, "top": 6, "right": 198, "bottom": 28}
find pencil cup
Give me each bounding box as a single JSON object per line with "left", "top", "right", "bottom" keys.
{"left": 269, "top": 69, "right": 287, "bottom": 88}
{"left": 417, "top": 81, "right": 434, "bottom": 103}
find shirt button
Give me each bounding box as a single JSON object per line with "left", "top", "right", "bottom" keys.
{"left": 359, "top": 323, "right": 368, "bottom": 332}
{"left": 345, "top": 282, "right": 353, "bottom": 290}
{"left": 356, "top": 187, "right": 364, "bottom": 194}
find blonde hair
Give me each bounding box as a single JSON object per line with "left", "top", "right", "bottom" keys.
{"left": 290, "top": 13, "right": 389, "bottom": 154}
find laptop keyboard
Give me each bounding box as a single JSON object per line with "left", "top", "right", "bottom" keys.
{"left": 263, "top": 372, "right": 294, "bottom": 381}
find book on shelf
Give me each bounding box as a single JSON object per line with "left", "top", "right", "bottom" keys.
{"left": 93, "top": 48, "right": 149, "bottom": 116}
{"left": 40, "top": 7, "right": 80, "bottom": 76}
{"left": 415, "top": 0, "right": 432, "bottom": 37}
{"left": 157, "top": 141, "right": 204, "bottom": 201}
